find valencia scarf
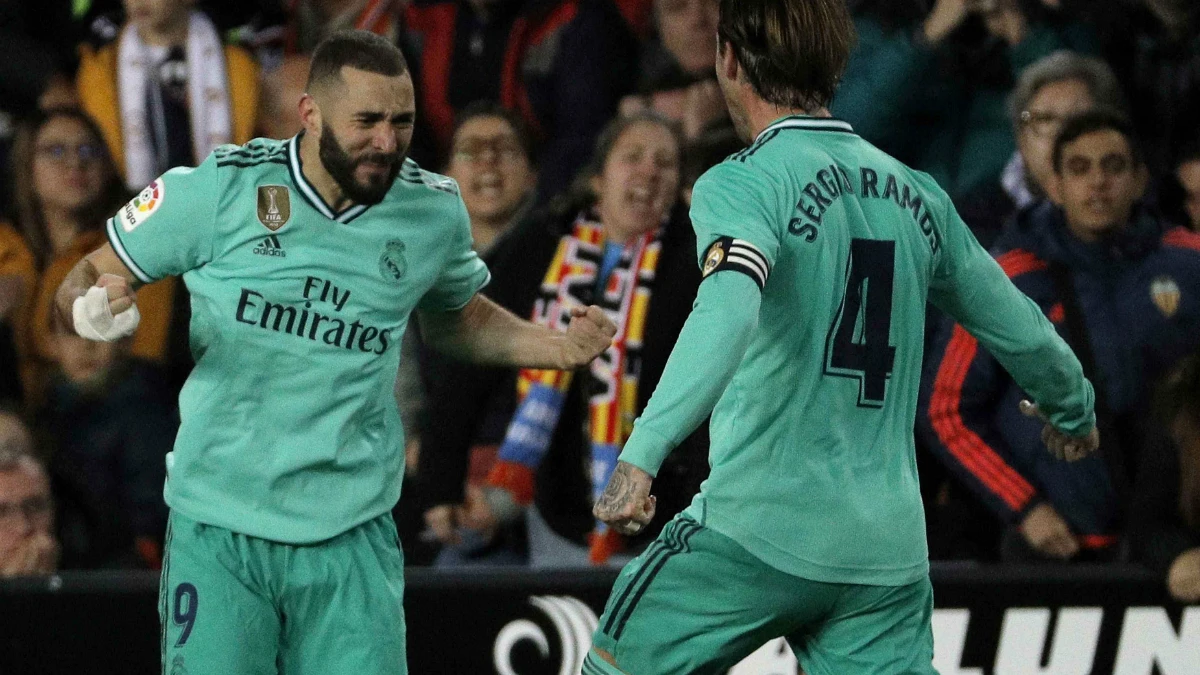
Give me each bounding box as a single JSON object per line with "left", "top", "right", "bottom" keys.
{"left": 488, "top": 212, "right": 661, "bottom": 563}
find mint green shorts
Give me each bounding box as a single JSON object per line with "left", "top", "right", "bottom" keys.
{"left": 585, "top": 516, "right": 936, "bottom": 675}
{"left": 159, "top": 510, "right": 406, "bottom": 675}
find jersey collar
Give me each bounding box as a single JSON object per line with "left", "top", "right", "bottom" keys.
{"left": 287, "top": 134, "right": 370, "bottom": 224}
{"left": 756, "top": 115, "right": 855, "bottom": 142}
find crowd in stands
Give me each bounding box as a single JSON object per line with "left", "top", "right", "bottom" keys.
{"left": 0, "top": 0, "right": 1197, "bottom": 604}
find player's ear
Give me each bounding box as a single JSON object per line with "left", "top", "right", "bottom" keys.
{"left": 298, "top": 94, "right": 322, "bottom": 136}
{"left": 718, "top": 40, "right": 740, "bottom": 84}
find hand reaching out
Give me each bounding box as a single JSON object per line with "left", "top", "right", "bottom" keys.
{"left": 558, "top": 305, "right": 617, "bottom": 370}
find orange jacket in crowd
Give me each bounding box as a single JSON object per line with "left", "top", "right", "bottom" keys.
{"left": 75, "top": 37, "right": 259, "bottom": 182}
{"left": 0, "top": 224, "right": 176, "bottom": 402}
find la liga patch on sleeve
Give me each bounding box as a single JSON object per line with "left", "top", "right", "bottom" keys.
{"left": 119, "top": 179, "right": 164, "bottom": 232}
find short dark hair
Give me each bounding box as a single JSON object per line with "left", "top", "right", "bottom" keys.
{"left": 717, "top": 0, "right": 857, "bottom": 111}
{"left": 306, "top": 30, "right": 408, "bottom": 92}
{"left": 449, "top": 101, "right": 537, "bottom": 167}
{"left": 1052, "top": 108, "right": 1142, "bottom": 174}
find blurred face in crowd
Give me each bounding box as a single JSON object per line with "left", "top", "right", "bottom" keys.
{"left": 1177, "top": 160, "right": 1200, "bottom": 230}
{"left": 32, "top": 116, "right": 108, "bottom": 217}
{"left": 310, "top": 67, "right": 416, "bottom": 205}
{"left": 123, "top": 0, "right": 193, "bottom": 34}
{"left": 54, "top": 332, "right": 118, "bottom": 391}
{"left": 446, "top": 116, "right": 536, "bottom": 227}
{"left": 593, "top": 121, "right": 681, "bottom": 241}
{"left": 0, "top": 417, "right": 54, "bottom": 578}
{"left": 1018, "top": 79, "right": 1095, "bottom": 194}
{"left": 1051, "top": 129, "right": 1148, "bottom": 241}
{"left": 657, "top": 0, "right": 720, "bottom": 75}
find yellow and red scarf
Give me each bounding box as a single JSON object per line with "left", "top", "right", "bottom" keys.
{"left": 487, "top": 213, "right": 661, "bottom": 563}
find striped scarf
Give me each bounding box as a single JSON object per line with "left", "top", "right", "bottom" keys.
{"left": 487, "top": 212, "right": 661, "bottom": 563}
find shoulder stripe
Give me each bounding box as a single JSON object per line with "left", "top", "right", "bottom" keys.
{"left": 735, "top": 129, "right": 781, "bottom": 163}
{"left": 216, "top": 157, "right": 289, "bottom": 168}
{"left": 995, "top": 249, "right": 1048, "bottom": 279}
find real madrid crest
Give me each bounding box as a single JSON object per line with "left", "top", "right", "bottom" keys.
{"left": 379, "top": 240, "right": 407, "bottom": 282}
{"left": 257, "top": 185, "right": 291, "bottom": 231}
{"left": 702, "top": 240, "right": 727, "bottom": 278}
{"left": 1151, "top": 276, "right": 1182, "bottom": 318}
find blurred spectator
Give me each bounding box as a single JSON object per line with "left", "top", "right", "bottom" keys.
{"left": 258, "top": 53, "right": 311, "bottom": 140}
{"left": 1131, "top": 354, "right": 1200, "bottom": 603}
{"left": 36, "top": 328, "right": 173, "bottom": 570}
{"left": 402, "top": 0, "right": 638, "bottom": 202}
{"left": 392, "top": 102, "right": 539, "bottom": 565}
{"left": 611, "top": 0, "right": 655, "bottom": 39}
{"left": 0, "top": 0, "right": 82, "bottom": 218}
{"left": 921, "top": 110, "right": 1200, "bottom": 563}
{"left": 0, "top": 414, "right": 58, "bottom": 578}
{"left": 0, "top": 218, "right": 37, "bottom": 408}
{"left": 679, "top": 127, "right": 742, "bottom": 207}
{"left": 1169, "top": 137, "right": 1200, "bottom": 231}
{"left": 835, "top": 0, "right": 1092, "bottom": 205}
{"left": 418, "top": 113, "right": 707, "bottom": 567}
{"left": 959, "top": 50, "right": 1127, "bottom": 247}
{"left": 76, "top": 0, "right": 260, "bottom": 190}
{"left": 5, "top": 108, "right": 182, "bottom": 401}
{"left": 620, "top": 0, "right": 729, "bottom": 142}
{"left": 445, "top": 102, "right": 538, "bottom": 252}
{"left": 1091, "top": 0, "right": 1200, "bottom": 174}
{"left": 286, "top": 0, "right": 402, "bottom": 54}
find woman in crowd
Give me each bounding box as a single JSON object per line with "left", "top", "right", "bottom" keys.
{"left": 418, "top": 112, "right": 708, "bottom": 568}
{"left": 12, "top": 108, "right": 189, "bottom": 401}
{"left": 0, "top": 108, "right": 123, "bottom": 403}
{"left": 1131, "top": 354, "right": 1200, "bottom": 603}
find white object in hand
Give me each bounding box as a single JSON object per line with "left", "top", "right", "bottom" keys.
{"left": 72, "top": 284, "right": 140, "bottom": 342}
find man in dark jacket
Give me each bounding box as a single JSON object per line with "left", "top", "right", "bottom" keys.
{"left": 403, "top": 0, "right": 638, "bottom": 202}
{"left": 920, "top": 109, "right": 1200, "bottom": 562}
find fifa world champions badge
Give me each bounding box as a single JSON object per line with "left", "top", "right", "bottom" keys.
{"left": 257, "top": 185, "right": 292, "bottom": 231}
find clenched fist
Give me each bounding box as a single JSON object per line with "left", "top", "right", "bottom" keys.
{"left": 557, "top": 305, "right": 617, "bottom": 370}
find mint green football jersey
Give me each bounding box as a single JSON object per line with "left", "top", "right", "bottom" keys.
{"left": 106, "top": 136, "right": 489, "bottom": 543}
{"left": 676, "top": 116, "right": 1093, "bottom": 585}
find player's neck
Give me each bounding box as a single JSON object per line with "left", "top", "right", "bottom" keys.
{"left": 297, "top": 133, "right": 356, "bottom": 212}
{"left": 743, "top": 100, "right": 831, "bottom": 141}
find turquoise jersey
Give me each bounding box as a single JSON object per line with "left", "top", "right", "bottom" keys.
{"left": 619, "top": 116, "right": 1094, "bottom": 585}
{"left": 107, "top": 136, "right": 489, "bottom": 543}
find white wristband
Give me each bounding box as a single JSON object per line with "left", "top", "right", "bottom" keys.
{"left": 72, "top": 285, "right": 140, "bottom": 342}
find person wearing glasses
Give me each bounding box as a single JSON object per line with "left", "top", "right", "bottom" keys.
{"left": 922, "top": 110, "right": 1200, "bottom": 563}
{"left": 0, "top": 412, "right": 57, "bottom": 578}
{"left": 1, "top": 108, "right": 183, "bottom": 404}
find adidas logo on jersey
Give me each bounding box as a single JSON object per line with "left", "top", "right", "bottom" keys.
{"left": 253, "top": 235, "right": 286, "bottom": 258}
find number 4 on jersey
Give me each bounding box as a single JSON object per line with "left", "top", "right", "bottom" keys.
{"left": 824, "top": 238, "right": 897, "bottom": 408}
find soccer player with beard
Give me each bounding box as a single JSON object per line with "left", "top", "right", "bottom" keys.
{"left": 583, "top": 1, "right": 1099, "bottom": 673}
{"left": 53, "top": 30, "right": 616, "bottom": 675}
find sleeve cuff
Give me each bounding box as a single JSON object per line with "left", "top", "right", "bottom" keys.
{"left": 106, "top": 218, "right": 155, "bottom": 284}
{"left": 619, "top": 425, "right": 677, "bottom": 478}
